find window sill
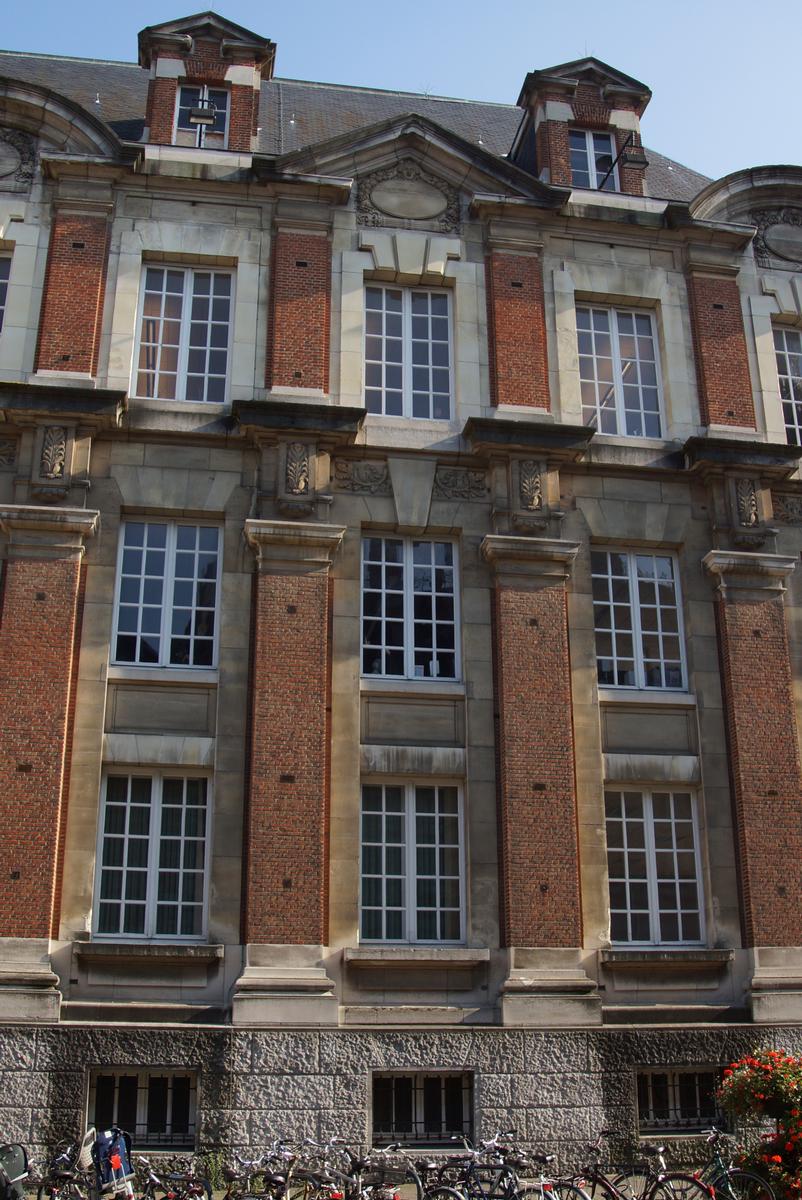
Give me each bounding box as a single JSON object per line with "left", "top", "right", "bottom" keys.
{"left": 106, "top": 665, "right": 219, "bottom": 685}
{"left": 345, "top": 947, "right": 489, "bottom": 969}
{"left": 127, "top": 398, "right": 230, "bottom": 416}
{"left": 597, "top": 689, "right": 696, "bottom": 707}
{"left": 600, "top": 949, "right": 733, "bottom": 972}
{"left": 360, "top": 678, "right": 465, "bottom": 697}
{"left": 75, "top": 942, "right": 224, "bottom": 963}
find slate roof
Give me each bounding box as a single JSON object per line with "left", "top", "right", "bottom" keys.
{"left": 0, "top": 48, "right": 711, "bottom": 202}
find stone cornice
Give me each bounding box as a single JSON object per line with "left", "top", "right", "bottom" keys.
{"left": 244, "top": 519, "right": 345, "bottom": 574}
{"left": 684, "top": 435, "right": 802, "bottom": 479}
{"left": 703, "top": 549, "right": 797, "bottom": 596}
{"left": 0, "top": 380, "right": 126, "bottom": 428}
{"left": 0, "top": 505, "right": 99, "bottom": 560}
{"left": 481, "top": 534, "right": 580, "bottom": 585}
{"left": 234, "top": 399, "right": 364, "bottom": 444}
{"left": 464, "top": 417, "right": 592, "bottom": 462}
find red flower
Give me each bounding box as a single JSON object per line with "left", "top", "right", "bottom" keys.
{"left": 772, "top": 1156, "right": 783, "bottom": 1163}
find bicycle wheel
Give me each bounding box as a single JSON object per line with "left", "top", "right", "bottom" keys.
{"left": 649, "top": 1174, "right": 712, "bottom": 1200}
{"left": 424, "top": 1187, "right": 468, "bottom": 1200}
{"left": 516, "top": 1185, "right": 590, "bottom": 1200}
{"left": 712, "top": 1171, "right": 776, "bottom": 1200}
{"left": 38, "top": 1184, "right": 86, "bottom": 1200}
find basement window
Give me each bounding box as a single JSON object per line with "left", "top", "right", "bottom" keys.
{"left": 637, "top": 1068, "right": 722, "bottom": 1133}
{"left": 372, "top": 1072, "right": 473, "bottom": 1146}
{"left": 89, "top": 1069, "right": 197, "bottom": 1148}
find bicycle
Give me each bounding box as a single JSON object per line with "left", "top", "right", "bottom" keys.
{"left": 436, "top": 1131, "right": 586, "bottom": 1200}
{"left": 136, "top": 1157, "right": 212, "bottom": 1200}
{"left": 571, "top": 1130, "right": 711, "bottom": 1200}
{"left": 693, "top": 1128, "right": 775, "bottom": 1200}
{"left": 37, "top": 1132, "right": 97, "bottom": 1200}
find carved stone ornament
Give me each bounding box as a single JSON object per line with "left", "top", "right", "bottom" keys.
{"left": 285, "top": 442, "right": 310, "bottom": 496}
{"left": 0, "top": 127, "right": 35, "bottom": 189}
{"left": 519, "top": 460, "right": 544, "bottom": 512}
{"left": 734, "top": 478, "right": 759, "bottom": 527}
{"left": 0, "top": 438, "right": 17, "bottom": 467}
{"left": 432, "top": 467, "right": 487, "bottom": 500}
{"left": 39, "top": 426, "right": 67, "bottom": 480}
{"left": 752, "top": 208, "right": 802, "bottom": 266}
{"left": 357, "top": 158, "right": 460, "bottom": 234}
{"left": 773, "top": 492, "right": 802, "bottom": 523}
{"left": 333, "top": 458, "right": 392, "bottom": 495}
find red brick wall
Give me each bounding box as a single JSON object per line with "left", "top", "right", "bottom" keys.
{"left": 615, "top": 128, "right": 646, "bottom": 197}
{"left": 492, "top": 582, "right": 582, "bottom": 946}
{"left": 0, "top": 555, "right": 84, "bottom": 938}
{"left": 35, "top": 212, "right": 110, "bottom": 375}
{"left": 228, "top": 83, "right": 258, "bottom": 152}
{"left": 244, "top": 570, "right": 332, "bottom": 944}
{"left": 536, "top": 120, "right": 571, "bottom": 186}
{"left": 267, "top": 231, "right": 331, "bottom": 392}
{"left": 716, "top": 590, "right": 802, "bottom": 946}
{"left": 486, "top": 250, "right": 550, "bottom": 409}
{"left": 145, "top": 76, "right": 179, "bottom": 144}
{"left": 687, "top": 273, "right": 756, "bottom": 428}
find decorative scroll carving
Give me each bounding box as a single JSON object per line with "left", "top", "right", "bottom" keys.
{"left": 752, "top": 207, "right": 802, "bottom": 266}
{"left": 285, "top": 442, "right": 310, "bottom": 495}
{"left": 0, "top": 439, "right": 17, "bottom": 467}
{"left": 735, "top": 478, "right": 759, "bottom": 527}
{"left": 333, "top": 459, "right": 392, "bottom": 495}
{"left": 357, "top": 158, "right": 460, "bottom": 234}
{"left": 40, "top": 427, "right": 67, "bottom": 479}
{"left": 432, "top": 467, "right": 487, "bottom": 500}
{"left": 0, "top": 127, "right": 35, "bottom": 188}
{"left": 773, "top": 493, "right": 802, "bottom": 523}
{"left": 519, "top": 461, "right": 544, "bottom": 512}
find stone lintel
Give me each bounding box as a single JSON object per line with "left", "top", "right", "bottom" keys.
{"left": 244, "top": 518, "right": 345, "bottom": 574}
{"left": 481, "top": 534, "right": 579, "bottom": 587}
{"left": 0, "top": 505, "right": 98, "bottom": 560}
{"left": 703, "top": 548, "right": 797, "bottom": 597}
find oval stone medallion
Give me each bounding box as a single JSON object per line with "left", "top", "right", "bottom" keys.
{"left": 764, "top": 222, "right": 802, "bottom": 263}
{"left": 369, "top": 177, "right": 448, "bottom": 220}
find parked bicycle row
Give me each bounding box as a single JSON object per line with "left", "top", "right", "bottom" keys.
{"left": 1, "top": 1125, "right": 775, "bottom": 1200}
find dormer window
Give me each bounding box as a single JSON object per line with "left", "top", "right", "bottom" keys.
{"left": 569, "top": 129, "right": 618, "bottom": 191}
{"left": 175, "top": 85, "right": 230, "bottom": 149}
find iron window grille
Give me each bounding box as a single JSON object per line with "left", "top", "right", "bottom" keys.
{"left": 774, "top": 327, "right": 802, "bottom": 445}
{"left": 606, "top": 789, "right": 704, "bottom": 946}
{"left": 577, "top": 306, "right": 663, "bottom": 437}
{"left": 360, "top": 782, "right": 465, "bottom": 944}
{"left": 112, "top": 521, "right": 220, "bottom": 669}
{"left": 94, "top": 773, "right": 211, "bottom": 941}
{"left": 373, "top": 1072, "right": 473, "bottom": 1146}
{"left": 637, "top": 1069, "right": 723, "bottom": 1133}
{"left": 89, "top": 1069, "right": 197, "bottom": 1148}
{"left": 0, "top": 257, "right": 10, "bottom": 334}
{"left": 175, "top": 85, "right": 230, "bottom": 149}
{"left": 361, "top": 536, "right": 459, "bottom": 681}
{"left": 133, "top": 265, "right": 233, "bottom": 404}
{"left": 591, "top": 549, "right": 686, "bottom": 690}
{"left": 569, "top": 129, "right": 619, "bottom": 191}
{"left": 364, "top": 286, "right": 453, "bottom": 419}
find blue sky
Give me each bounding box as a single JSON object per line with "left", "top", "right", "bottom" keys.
{"left": 3, "top": 0, "right": 800, "bottom": 181}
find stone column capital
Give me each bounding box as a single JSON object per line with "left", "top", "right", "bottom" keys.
{"left": 703, "top": 548, "right": 797, "bottom": 597}
{"left": 244, "top": 518, "right": 345, "bottom": 574}
{"left": 481, "top": 534, "right": 580, "bottom": 587}
{"left": 0, "top": 505, "right": 98, "bottom": 560}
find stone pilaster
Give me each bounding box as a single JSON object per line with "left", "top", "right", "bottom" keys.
{"left": 234, "top": 519, "right": 345, "bottom": 1025}
{"left": 0, "top": 505, "right": 98, "bottom": 1021}
{"left": 704, "top": 549, "right": 802, "bottom": 1021}
{"left": 481, "top": 534, "right": 600, "bottom": 1025}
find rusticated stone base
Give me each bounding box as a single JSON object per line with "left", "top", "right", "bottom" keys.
{"left": 2, "top": 1023, "right": 796, "bottom": 1168}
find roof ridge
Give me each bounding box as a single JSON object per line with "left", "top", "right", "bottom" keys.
{"left": 270, "top": 75, "right": 518, "bottom": 109}
{"left": 0, "top": 47, "right": 141, "bottom": 67}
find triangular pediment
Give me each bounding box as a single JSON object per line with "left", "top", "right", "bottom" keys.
{"left": 138, "top": 11, "right": 275, "bottom": 72}
{"left": 271, "top": 111, "right": 565, "bottom": 210}
{"left": 517, "top": 55, "right": 650, "bottom": 113}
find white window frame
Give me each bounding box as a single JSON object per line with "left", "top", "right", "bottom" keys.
{"left": 576, "top": 305, "right": 664, "bottom": 438}
{"left": 173, "top": 83, "right": 230, "bottom": 149}
{"left": 92, "top": 771, "right": 212, "bottom": 943}
{"left": 360, "top": 781, "right": 466, "bottom": 945}
{"left": 360, "top": 536, "right": 460, "bottom": 681}
{"left": 111, "top": 520, "right": 221, "bottom": 670}
{"left": 372, "top": 1071, "right": 474, "bottom": 1147}
{"left": 606, "top": 788, "right": 705, "bottom": 947}
{"left": 636, "top": 1068, "right": 722, "bottom": 1133}
{"left": 591, "top": 548, "right": 687, "bottom": 691}
{"left": 774, "top": 326, "right": 802, "bottom": 445}
{"left": 0, "top": 256, "right": 10, "bottom": 335}
{"left": 569, "top": 128, "right": 619, "bottom": 191}
{"left": 88, "top": 1068, "right": 198, "bottom": 1148}
{"left": 131, "top": 265, "right": 235, "bottom": 404}
{"left": 364, "top": 285, "right": 454, "bottom": 420}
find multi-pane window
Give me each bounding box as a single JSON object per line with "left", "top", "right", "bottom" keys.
{"left": 591, "top": 550, "right": 685, "bottom": 689}
{"left": 89, "top": 1069, "right": 197, "bottom": 1148}
{"left": 577, "top": 306, "right": 662, "bottom": 437}
{"left": 373, "top": 1073, "right": 473, "bottom": 1146}
{"left": 364, "top": 286, "right": 452, "bottom": 419}
{"left": 774, "top": 327, "right": 802, "bottom": 445}
{"left": 606, "top": 790, "right": 704, "bottom": 946}
{"left": 637, "top": 1069, "right": 720, "bottom": 1132}
{"left": 361, "top": 537, "right": 458, "bottom": 680}
{"left": 360, "top": 783, "right": 463, "bottom": 943}
{"left": 174, "top": 84, "right": 229, "bottom": 148}
{"left": 569, "top": 129, "right": 618, "bottom": 191}
{"left": 113, "top": 522, "right": 220, "bottom": 668}
{"left": 0, "top": 257, "right": 10, "bottom": 334}
{"left": 95, "top": 773, "right": 210, "bottom": 940}
{"left": 134, "top": 266, "right": 233, "bottom": 403}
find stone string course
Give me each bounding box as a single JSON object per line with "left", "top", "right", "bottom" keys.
{"left": 3, "top": 1023, "right": 801, "bottom": 1169}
